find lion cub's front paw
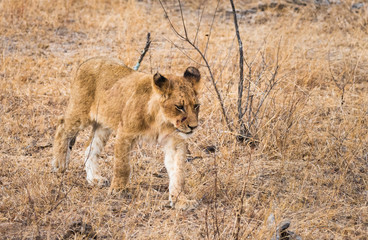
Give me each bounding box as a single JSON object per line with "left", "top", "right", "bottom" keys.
{"left": 108, "top": 177, "right": 128, "bottom": 195}
{"left": 108, "top": 186, "right": 125, "bottom": 195}
{"left": 171, "top": 196, "right": 198, "bottom": 210}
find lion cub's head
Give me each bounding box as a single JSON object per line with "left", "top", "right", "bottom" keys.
{"left": 153, "top": 67, "right": 201, "bottom": 138}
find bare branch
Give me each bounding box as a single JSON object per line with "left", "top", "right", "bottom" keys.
{"left": 241, "top": 65, "right": 252, "bottom": 119}
{"left": 133, "top": 33, "right": 151, "bottom": 71}
{"left": 159, "top": 0, "right": 233, "bottom": 132}
{"left": 230, "top": 0, "right": 251, "bottom": 142}
{"left": 204, "top": 0, "right": 220, "bottom": 57}
{"left": 194, "top": 2, "right": 206, "bottom": 45}
{"left": 158, "top": 0, "right": 186, "bottom": 41}
{"left": 178, "top": 0, "right": 188, "bottom": 39}
{"left": 186, "top": 39, "right": 233, "bottom": 132}
{"left": 163, "top": 36, "right": 206, "bottom": 67}
{"left": 249, "top": 48, "right": 280, "bottom": 129}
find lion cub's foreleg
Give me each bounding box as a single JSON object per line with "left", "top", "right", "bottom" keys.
{"left": 84, "top": 124, "right": 111, "bottom": 187}
{"left": 164, "top": 138, "right": 196, "bottom": 209}
{"left": 109, "top": 127, "right": 134, "bottom": 194}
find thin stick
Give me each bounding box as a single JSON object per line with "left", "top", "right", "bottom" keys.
{"left": 163, "top": 36, "right": 206, "bottom": 67}
{"left": 194, "top": 2, "right": 206, "bottom": 45}
{"left": 229, "top": 0, "right": 254, "bottom": 143}
{"left": 178, "top": 0, "right": 188, "bottom": 39}
{"left": 158, "top": 0, "right": 185, "bottom": 41}
{"left": 158, "top": 0, "right": 233, "bottom": 132}
{"left": 186, "top": 39, "right": 233, "bottom": 132}
{"left": 204, "top": 0, "right": 220, "bottom": 57}
{"left": 133, "top": 33, "right": 152, "bottom": 71}
{"left": 229, "top": 0, "right": 244, "bottom": 120}
{"left": 250, "top": 41, "right": 281, "bottom": 128}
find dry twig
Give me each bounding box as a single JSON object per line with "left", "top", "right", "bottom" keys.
{"left": 133, "top": 32, "right": 152, "bottom": 71}
{"left": 158, "top": 0, "right": 233, "bottom": 132}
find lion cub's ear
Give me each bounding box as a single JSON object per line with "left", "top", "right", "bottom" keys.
{"left": 153, "top": 72, "right": 171, "bottom": 94}
{"left": 184, "top": 67, "right": 201, "bottom": 92}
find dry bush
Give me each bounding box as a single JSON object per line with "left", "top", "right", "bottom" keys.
{"left": 1, "top": 0, "right": 367, "bottom": 239}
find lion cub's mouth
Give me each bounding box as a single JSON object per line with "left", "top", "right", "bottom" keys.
{"left": 176, "top": 129, "right": 194, "bottom": 135}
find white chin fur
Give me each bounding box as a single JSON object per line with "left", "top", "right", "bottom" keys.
{"left": 178, "top": 131, "right": 193, "bottom": 139}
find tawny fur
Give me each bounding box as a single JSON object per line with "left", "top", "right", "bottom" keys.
{"left": 52, "top": 57, "right": 201, "bottom": 209}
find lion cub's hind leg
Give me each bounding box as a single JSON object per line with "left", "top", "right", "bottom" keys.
{"left": 52, "top": 118, "right": 82, "bottom": 173}
{"left": 84, "top": 123, "right": 111, "bottom": 187}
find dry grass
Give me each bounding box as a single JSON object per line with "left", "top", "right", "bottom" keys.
{"left": 1, "top": 0, "right": 367, "bottom": 239}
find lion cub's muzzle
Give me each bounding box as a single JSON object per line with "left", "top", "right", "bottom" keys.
{"left": 177, "top": 124, "right": 198, "bottom": 135}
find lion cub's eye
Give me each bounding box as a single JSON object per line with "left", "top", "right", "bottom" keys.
{"left": 175, "top": 105, "right": 185, "bottom": 112}
{"left": 194, "top": 104, "right": 200, "bottom": 110}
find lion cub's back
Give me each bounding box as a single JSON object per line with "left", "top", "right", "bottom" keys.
{"left": 65, "top": 58, "right": 134, "bottom": 121}
{"left": 76, "top": 57, "right": 134, "bottom": 92}
{"left": 69, "top": 57, "right": 133, "bottom": 103}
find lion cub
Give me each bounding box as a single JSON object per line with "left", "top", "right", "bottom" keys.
{"left": 52, "top": 57, "right": 201, "bottom": 209}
